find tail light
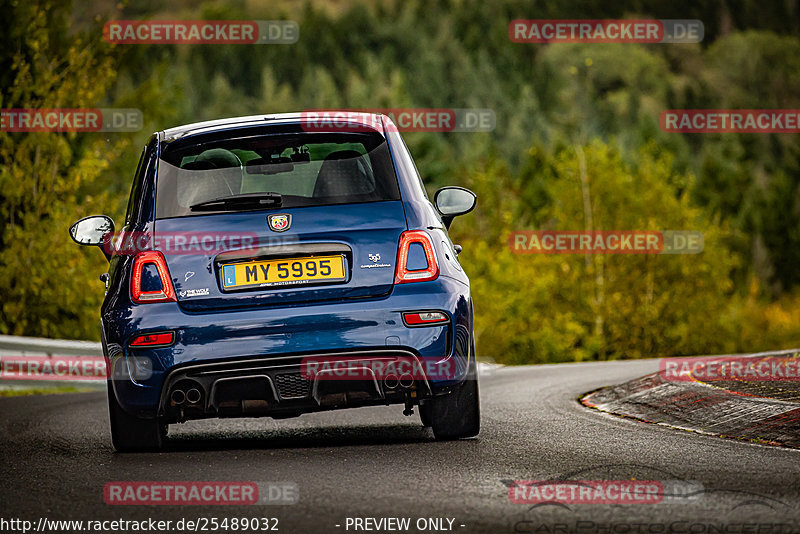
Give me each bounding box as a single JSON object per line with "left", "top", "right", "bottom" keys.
{"left": 130, "top": 332, "right": 175, "bottom": 347}
{"left": 394, "top": 230, "right": 439, "bottom": 284}
{"left": 131, "top": 250, "right": 176, "bottom": 303}
{"left": 403, "top": 311, "right": 449, "bottom": 327}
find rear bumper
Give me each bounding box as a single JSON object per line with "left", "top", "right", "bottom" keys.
{"left": 157, "top": 349, "right": 441, "bottom": 423}
{"left": 103, "top": 277, "right": 472, "bottom": 418}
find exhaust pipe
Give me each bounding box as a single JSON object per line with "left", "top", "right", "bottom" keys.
{"left": 399, "top": 374, "right": 414, "bottom": 389}
{"left": 384, "top": 374, "right": 400, "bottom": 390}
{"left": 170, "top": 388, "right": 186, "bottom": 405}
{"left": 185, "top": 388, "right": 202, "bottom": 405}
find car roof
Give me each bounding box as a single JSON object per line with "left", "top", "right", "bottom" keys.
{"left": 159, "top": 112, "right": 391, "bottom": 142}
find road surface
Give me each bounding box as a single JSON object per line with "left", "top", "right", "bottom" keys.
{"left": 1, "top": 359, "right": 798, "bottom": 533}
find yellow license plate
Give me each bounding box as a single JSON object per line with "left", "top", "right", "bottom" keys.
{"left": 221, "top": 255, "right": 346, "bottom": 290}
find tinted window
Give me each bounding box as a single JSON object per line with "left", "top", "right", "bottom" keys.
{"left": 155, "top": 132, "right": 400, "bottom": 219}
{"left": 124, "top": 144, "right": 149, "bottom": 225}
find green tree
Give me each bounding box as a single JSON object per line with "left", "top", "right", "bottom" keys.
{"left": 0, "top": 1, "right": 123, "bottom": 338}
{"left": 455, "top": 141, "right": 739, "bottom": 363}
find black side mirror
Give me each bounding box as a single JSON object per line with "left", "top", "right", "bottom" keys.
{"left": 434, "top": 186, "right": 477, "bottom": 229}
{"left": 69, "top": 215, "right": 115, "bottom": 260}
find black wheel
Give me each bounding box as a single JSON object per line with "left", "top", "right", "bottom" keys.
{"left": 107, "top": 383, "right": 166, "bottom": 452}
{"left": 419, "top": 410, "right": 433, "bottom": 427}
{"left": 420, "top": 351, "right": 480, "bottom": 440}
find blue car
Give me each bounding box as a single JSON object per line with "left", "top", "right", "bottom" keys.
{"left": 70, "top": 113, "right": 479, "bottom": 451}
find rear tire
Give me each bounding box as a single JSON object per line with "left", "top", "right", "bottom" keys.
{"left": 419, "top": 409, "right": 433, "bottom": 427}
{"left": 420, "top": 351, "right": 480, "bottom": 440}
{"left": 108, "top": 383, "right": 166, "bottom": 452}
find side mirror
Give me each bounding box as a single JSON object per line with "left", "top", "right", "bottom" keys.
{"left": 69, "top": 215, "right": 114, "bottom": 247}
{"left": 434, "top": 186, "right": 477, "bottom": 229}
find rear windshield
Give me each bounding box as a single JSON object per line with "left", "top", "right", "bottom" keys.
{"left": 155, "top": 131, "right": 400, "bottom": 219}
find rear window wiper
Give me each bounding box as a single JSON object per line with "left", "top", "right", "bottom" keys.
{"left": 190, "top": 192, "right": 282, "bottom": 212}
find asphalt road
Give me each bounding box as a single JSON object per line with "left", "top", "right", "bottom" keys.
{"left": 1, "top": 359, "right": 799, "bottom": 534}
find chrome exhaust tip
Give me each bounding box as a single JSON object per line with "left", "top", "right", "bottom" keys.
{"left": 185, "top": 388, "right": 202, "bottom": 405}
{"left": 399, "top": 374, "right": 414, "bottom": 389}
{"left": 170, "top": 389, "right": 186, "bottom": 405}
{"left": 384, "top": 374, "right": 400, "bottom": 390}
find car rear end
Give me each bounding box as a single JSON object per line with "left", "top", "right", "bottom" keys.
{"left": 103, "top": 114, "right": 474, "bottom": 428}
